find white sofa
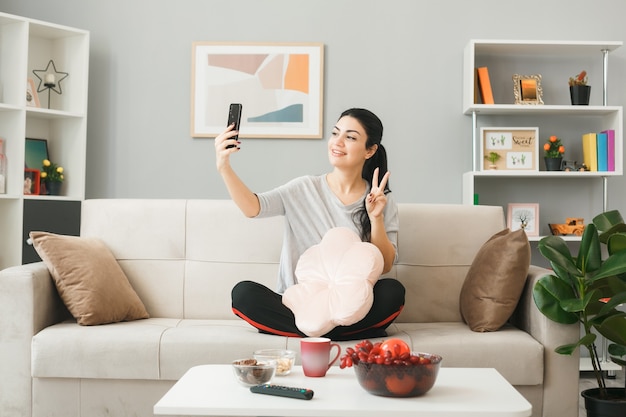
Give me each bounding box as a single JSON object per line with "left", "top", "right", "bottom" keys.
{"left": 0, "top": 199, "right": 579, "bottom": 417}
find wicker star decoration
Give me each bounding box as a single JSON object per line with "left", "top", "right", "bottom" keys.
{"left": 32, "top": 60, "right": 69, "bottom": 95}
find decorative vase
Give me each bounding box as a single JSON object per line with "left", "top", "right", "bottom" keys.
{"left": 544, "top": 157, "right": 563, "bottom": 171}
{"left": 570, "top": 85, "right": 591, "bottom": 105}
{"left": 582, "top": 388, "right": 626, "bottom": 417}
{"left": 46, "top": 181, "right": 62, "bottom": 196}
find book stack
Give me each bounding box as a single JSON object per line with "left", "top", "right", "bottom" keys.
{"left": 582, "top": 129, "right": 615, "bottom": 172}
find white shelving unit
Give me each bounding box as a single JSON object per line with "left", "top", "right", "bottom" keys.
{"left": 463, "top": 40, "right": 624, "bottom": 374}
{"left": 0, "top": 12, "right": 89, "bottom": 270}
{"left": 462, "top": 40, "right": 623, "bottom": 241}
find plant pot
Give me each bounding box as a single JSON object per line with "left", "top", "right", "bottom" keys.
{"left": 582, "top": 388, "right": 626, "bottom": 417}
{"left": 46, "top": 181, "right": 62, "bottom": 196}
{"left": 570, "top": 85, "right": 591, "bottom": 105}
{"left": 544, "top": 157, "right": 562, "bottom": 171}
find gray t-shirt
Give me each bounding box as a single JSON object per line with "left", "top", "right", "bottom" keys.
{"left": 256, "top": 174, "right": 399, "bottom": 293}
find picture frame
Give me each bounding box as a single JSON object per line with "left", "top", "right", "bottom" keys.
{"left": 24, "top": 169, "right": 41, "bottom": 195}
{"left": 480, "top": 127, "right": 539, "bottom": 171}
{"left": 507, "top": 203, "right": 540, "bottom": 237}
{"left": 25, "top": 138, "right": 49, "bottom": 170}
{"left": 26, "top": 78, "right": 40, "bottom": 107}
{"left": 191, "top": 42, "right": 324, "bottom": 139}
{"left": 513, "top": 74, "right": 543, "bottom": 105}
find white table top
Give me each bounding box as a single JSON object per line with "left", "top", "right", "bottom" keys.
{"left": 154, "top": 365, "right": 532, "bottom": 417}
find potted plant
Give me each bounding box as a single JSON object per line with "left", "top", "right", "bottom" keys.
{"left": 569, "top": 70, "right": 591, "bottom": 105}
{"left": 40, "top": 158, "right": 64, "bottom": 195}
{"left": 484, "top": 151, "right": 501, "bottom": 169}
{"left": 543, "top": 135, "right": 565, "bottom": 171}
{"left": 533, "top": 210, "right": 626, "bottom": 417}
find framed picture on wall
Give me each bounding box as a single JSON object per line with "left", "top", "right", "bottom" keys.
{"left": 507, "top": 203, "right": 540, "bottom": 237}
{"left": 25, "top": 138, "right": 49, "bottom": 170}
{"left": 191, "top": 42, "right": 324, "bottom": 139}
{"left": 24, "top": 169, "right": 41, "bottom": 195}
{"left": 480, "top": 127, "right": 539, "bottom": 171}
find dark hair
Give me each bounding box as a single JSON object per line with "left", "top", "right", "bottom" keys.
{"left": 340, "top": 108, "right": 390, "bottom": 241}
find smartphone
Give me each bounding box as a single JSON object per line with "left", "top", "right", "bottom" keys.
{"left": 226, "top": 103, "right": 242, "bottom": 148}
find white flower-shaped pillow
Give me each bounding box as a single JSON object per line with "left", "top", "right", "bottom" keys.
{"left": 282, "top": 227, "right": 384, "bottom": 337}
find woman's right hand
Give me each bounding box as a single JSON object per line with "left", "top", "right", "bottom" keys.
{"left": 214, "top": 123, "right": 240, "bottom": 172}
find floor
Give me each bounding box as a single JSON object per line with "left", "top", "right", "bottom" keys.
{"left": 578, "top": 369, "right": 625, "bottom": 417}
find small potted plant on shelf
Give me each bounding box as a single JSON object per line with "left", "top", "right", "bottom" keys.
{"left": 484, "top": 151, "right": 501, "bottom": 170}
{"left": 543, "top": 135, "right": 565, "bottom": 171}
{"left": 40, "top": 159, "right": 64, "bottom": 196}
{"left": 533, "top": 210, "right": 626, "bottom": 416}
{"left": 569, "top": 70, "right": 591, "bottom": 105}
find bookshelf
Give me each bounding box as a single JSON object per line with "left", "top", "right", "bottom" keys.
{"left": 462, "top": 40, "right": 623, "bottom": 241}
{"left": 0, "top": 12, "right": 89, "bottom": 270}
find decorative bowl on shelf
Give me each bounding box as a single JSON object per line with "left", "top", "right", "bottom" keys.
{"left": 253, "top": 349, "right": 296, "bottom": 376}
{"left": 231, "top": 358, "right": 276, "bottom": 387}
{"left": 353, "top": 352, "right": 442, "bottom": 397}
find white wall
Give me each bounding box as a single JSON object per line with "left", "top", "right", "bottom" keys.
{"left": 1, "top": 0, "right": 625, "bottom": 215}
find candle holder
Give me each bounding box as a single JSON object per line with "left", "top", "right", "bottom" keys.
{"left": 32, "top": 60, "right": 69, "bottom": 109}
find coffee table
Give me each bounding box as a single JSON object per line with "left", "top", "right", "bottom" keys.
{"left": 154, "top": 365, "right": 531, "bottom": 416}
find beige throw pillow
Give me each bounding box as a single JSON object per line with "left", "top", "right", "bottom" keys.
{"left": 30, "top": 231, "right": 149, "bottom": 326}
{"left": 459, "top": 228, "right": 530, "bottom": 332}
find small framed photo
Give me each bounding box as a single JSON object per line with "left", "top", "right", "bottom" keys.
{"left": 26, "top": 78, "right": 40, "bottom": 107}
{"left": 480, "top": 127, "right": 539, "bottom": 171}
{"left": 508, "top": 203, "right": 539, "bottom": 237}
{"left": 24, "top": 169, "right": 41, "bottom": 195}
{"left": 513, "top": 74, "right": 543, "bottom": 105}
{"left": 25, "top": 138, "right": 49, "bottom": 170}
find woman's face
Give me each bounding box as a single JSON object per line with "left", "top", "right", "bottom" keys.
{"left": 327, "top": 116, "right": 376, "bottom": 169}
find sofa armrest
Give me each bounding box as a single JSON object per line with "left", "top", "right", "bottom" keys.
{"left": 510, "top": 264, "right": 580, "bottom": 417}
{"left": 0, "top": 262, "right": 69, "bottom": 417}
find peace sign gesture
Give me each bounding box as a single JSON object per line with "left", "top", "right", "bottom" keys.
{"left": 366, "top": 167, "right": 390, "bottom": 219}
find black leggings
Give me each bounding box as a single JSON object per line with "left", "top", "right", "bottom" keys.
{"left": 231, "top": 279, "right": 405, "bottom": 341}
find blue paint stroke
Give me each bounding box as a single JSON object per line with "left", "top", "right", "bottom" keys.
{"left": 248, "top": 104, "right": 303, "bottom": 123}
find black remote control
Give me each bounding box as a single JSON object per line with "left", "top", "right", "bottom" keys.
{"left": 250, "top": 384, "right": 314, "bottom": 400}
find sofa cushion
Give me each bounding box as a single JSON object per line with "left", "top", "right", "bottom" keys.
{"left": 29, "top": 231, "right": 149, "bottom": 325}
{"left": 282, "top": 227, "right": 383, "bottom": 337}
{"left": 392, "top": 322, "right": 543, "bottom": 385}
{"left": 31, "top": 319, "right": 543, "bottom": 386}
{"left": 459, "top": 228, "right": 530, "bottom": 332}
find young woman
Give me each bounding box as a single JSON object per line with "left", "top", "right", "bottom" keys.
{"left": 214, "top": 108, "right": 405, "bottom": 341}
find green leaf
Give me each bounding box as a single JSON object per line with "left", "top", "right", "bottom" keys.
{"left": 555, "top": 333, "right": 597, "bottom": 355}
{"left": 608, "top": 343, "right": 626, "bottom": 366}
{"left": 533, "top": 275, "right": 578, "bottom": 324}
{"left": 577, "top": 223, "right": 602, "bottom": 273}
{"left": 607, "top": 232, "right": 626, "bottom": 255}
{"left": 537, "top": 236, "right": 579, "bottom": 276}
{"left": 555, "top": 344, "right": 578, "bottom": 355}
{"left": 596, "top": 315, "right": 626, "bottom": 346}
{"left": 611, "top": 356, "right": 626, "bottom": 366}
{"left": 562, "top": 289, "right": 598, "bottom": 313}
{"left": 593, "top": 210, "right": 624, "bottom": 232}
{"left": 592, "top": 250, "right": 626, "bottom": 281}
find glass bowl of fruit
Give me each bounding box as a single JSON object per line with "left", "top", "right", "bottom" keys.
{"left": 340, "top": 338, "right": 442, "bottom": 397}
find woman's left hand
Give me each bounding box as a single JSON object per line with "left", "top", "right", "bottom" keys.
{"left": 366, "top": 167, "right": 390, "bottom": 219}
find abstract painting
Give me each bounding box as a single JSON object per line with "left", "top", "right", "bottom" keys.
{"left": 191, "top": 42, "right": 324, "bottom": 138}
